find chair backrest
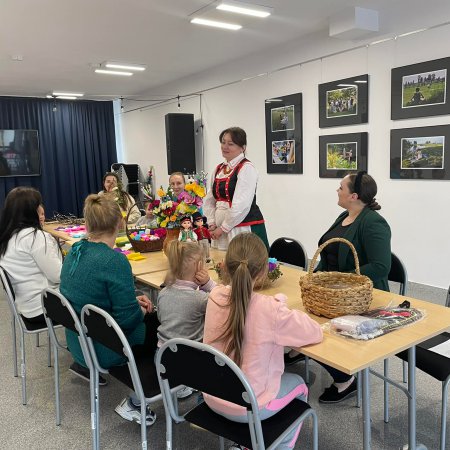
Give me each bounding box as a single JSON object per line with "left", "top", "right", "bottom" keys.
{"left": 446, "top": 285, "right": 450, "bottom": 308}
{"left": 42, "top": 288, "right": 78, "bottom": 333}
{"left": 156, "top": 338, "right": 259, "bottom": 410}
{"left": 388, "top": 253, "right": 408, "bottom": 296}
{"left": 269, "top": 237, "right": 308, "bottom": 270}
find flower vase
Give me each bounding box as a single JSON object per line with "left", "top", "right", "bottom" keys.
{"left": 163, "top": 227, "right": 181, "bottom": 254}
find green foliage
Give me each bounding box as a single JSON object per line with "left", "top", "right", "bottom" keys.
{"left": 402, "top": 81, "right": 446, "bottom": 107}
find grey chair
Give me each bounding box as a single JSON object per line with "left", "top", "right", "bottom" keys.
{"left": 269, "top": 237, "right": 309, "bottom": 270}
{"left": 41, "top": 288, "right": 94, "bottom": 436}
{"left": 156, "top": 338, "right": 318, "bottom": 450}
{"left": 81, "top": 304, "right": 166, "bottom": 450}
{"left": 0, "top": 266, "right": 58, "bottom": 405}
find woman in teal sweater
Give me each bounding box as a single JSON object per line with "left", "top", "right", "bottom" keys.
{"left": 60, "top": 194, "right": 156, "bottom": 426}
{"left": 316, "top": 172, "right": 391, "bottom": 403}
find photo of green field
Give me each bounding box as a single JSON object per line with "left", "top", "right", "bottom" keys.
{"left": 401, "top": 136, "right": 444, "bottom": 169}
{"left": 402, "top": 69, "right": 446, "bottom": 108}
{"left": 326, "top": 142, "right": 357, "bottom": 170}
{"left": 271, "top": 105, "right": 295, "bottom": 132}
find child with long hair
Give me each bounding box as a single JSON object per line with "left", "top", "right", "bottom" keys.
{"left": 157, "top": 239, "right": 216, "bottom": 397}
{"left": 203, "top": 233, "right": 323, "bottom": 449}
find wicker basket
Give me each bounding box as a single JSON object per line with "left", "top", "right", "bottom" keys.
{"left": 125, "top": 208, "right": 165, "bottom": 253}
{"left": 299, "top": 238, "right": 373, "bottom": 318}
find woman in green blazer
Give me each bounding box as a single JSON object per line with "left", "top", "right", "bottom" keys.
{"left": 316, "top": 171, "right": 392, "bottom": 404}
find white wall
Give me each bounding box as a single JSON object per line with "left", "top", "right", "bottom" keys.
{"left": 121, "top": 24, "right": 450, "bottom": 289}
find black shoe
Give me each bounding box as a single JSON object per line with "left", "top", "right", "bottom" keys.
{"left": 319, "top": 379, "right": 357, "bottom": 403}
{"left": 284, "top": 353, "right": 305, "bottom": 366}
{"left": 69, "top": 362, "right": 108, "bottom": 386}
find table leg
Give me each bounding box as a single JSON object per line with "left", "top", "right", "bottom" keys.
{"left": 403, "top": 346, "right": 427, "bottom": 450}
{"left": 362, "top": 368, "right": 371, "bottom": 450}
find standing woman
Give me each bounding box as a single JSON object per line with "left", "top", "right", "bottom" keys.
{"left": 99, "top": 172, "right": 141, "bottom": 223}
{"left": 203, "top": 127, "right": 269, "bottom": 251}
{"left": 0, "top": 187, "right": 62, "bottom": 324}
{"left": 316, "top": 171, "right": 391, "bottom": 403}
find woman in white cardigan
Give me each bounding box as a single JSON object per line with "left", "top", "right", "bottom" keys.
{"left": 0, "top": 187, "right": 62, "bottom": 324}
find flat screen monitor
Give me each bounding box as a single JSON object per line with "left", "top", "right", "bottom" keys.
{"left": 0, "top": 130, "right": 40, "bottom": 176}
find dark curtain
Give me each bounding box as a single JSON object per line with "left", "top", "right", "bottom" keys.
{"left": 0, "top": 96, "right": 117, "bottom": 216}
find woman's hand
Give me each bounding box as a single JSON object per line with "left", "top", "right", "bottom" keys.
{"left": 209, "top": 224, "right": 217, "bottom": 232}
{"left": 210, "top": 227, "right": 223, "bottom": 240}
{"left": 137, "top": 295, "right": 153, "bottom": 314}
{"left": 195, "top": 268, "right": 210, "bottom": 286}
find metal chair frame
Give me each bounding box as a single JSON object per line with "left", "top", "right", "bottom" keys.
{"left": 0, "top": 265, "right": 58, "bottom": 405}
{"left": 81, "top": 304, "right": 169, "bottom": 450}
{"left": 156, "top": 338, "right": 319, "bottom": 450}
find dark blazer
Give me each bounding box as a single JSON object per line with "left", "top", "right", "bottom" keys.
{"left": 316, "top": 207, "right": 391, "bottom": 291}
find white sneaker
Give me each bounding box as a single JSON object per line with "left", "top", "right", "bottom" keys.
{"left": 115, "top": 397, "right": 156, "bottom": 426}
{"left": 176, "top": 386, "right": 195, "bottom": 399}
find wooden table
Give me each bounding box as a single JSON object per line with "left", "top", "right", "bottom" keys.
{"left": 137, "top": 263, "right": 450, "bottom": 450}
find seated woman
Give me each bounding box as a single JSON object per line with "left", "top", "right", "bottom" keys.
{"left": 0, "top": 187, "right": 62, "bottom": 324}
{"left": 168, "top": 171, "right": 186, "bottom": 199}
{"left": 99, "top": 172, "right": 141, "bottom": 223}
{"left": 60, "top": 194, "right": 157, "bottom": 426}
{"left": 316, "top": 171, "right": 391, "bottom": 403}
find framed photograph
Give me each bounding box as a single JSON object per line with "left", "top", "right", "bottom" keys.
{"left": 319, "top": 132, "right": 368, "bottom": 178}
{"left": 271, "top": 105, "right": 295, "bottom": 132}
{"left": 318, "top": 74, "right": 368, "bottom": 128}
{"left": 391, "top": 57, "right": 450, "bottom": 120}
{"left": 390, "top": 125, "right": 450, "bottom": 179}
{"left": 265, "top": 93, "right": 302, "bottom": 174}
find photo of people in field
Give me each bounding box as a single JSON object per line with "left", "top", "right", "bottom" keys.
{"left": 402, "top": 69, "right": 447, "bottom": 108}
{"left": 271, "top": 105, "right": 295, "bottom": 132}
{"left": 401, "top": 136, "right": 444, "bottom": 169}
{"left": 326, "top": 86, "right": 358, "bottom": 118}
{"left": 272, "top": 140, "right": 295, "bottom": 164}
{"left": 326, "top": 142, "right": 357, "bottom": 170}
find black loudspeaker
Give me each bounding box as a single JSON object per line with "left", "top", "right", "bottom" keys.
{"left": 111, "top": 163, "right": 139, "bottom": 183}
{"left": 165, "top": 113, "right": 196, "bottom": 174}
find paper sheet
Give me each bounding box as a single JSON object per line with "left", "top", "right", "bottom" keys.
{"left": 427, "top": 340, "right": 450, "bottom": 358}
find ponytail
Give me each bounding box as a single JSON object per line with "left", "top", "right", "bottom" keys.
{"left": 219, "top": 233, "right": 267, "bottom": 365}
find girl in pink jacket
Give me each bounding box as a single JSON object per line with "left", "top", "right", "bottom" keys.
{"left": 203, "top": 233, "right": 323, "bottom": 449}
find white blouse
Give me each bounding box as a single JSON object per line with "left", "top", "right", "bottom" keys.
{"left": 0, "top": 228, "right": 62, "bottom": 318}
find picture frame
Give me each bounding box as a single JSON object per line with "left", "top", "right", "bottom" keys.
{"left": 318, "top": 74, "right": 369, "bottom": 128}
{"left": 391, "top": 57, "right": 450, "bottom": 120}
{"left": 319, "top": 132, "right": 368, "bottom": 178}
{"left": 265, "top": 93, "right": 302, "bottom": 174}
{"left": 390, "top": 125, "right": 450, "bottom": 180}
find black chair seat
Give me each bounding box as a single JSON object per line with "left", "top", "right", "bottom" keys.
{"left": 109, "top": 356, "right": 160, "bottom": 398}
{"left": 21, "top": 315, "right": 50, "bottom": 331}
{"left": 397, "top": 332, "right": 450, "bottom": 382}
{"left": 185, "top": 398, "right": 310, "bottom": 449}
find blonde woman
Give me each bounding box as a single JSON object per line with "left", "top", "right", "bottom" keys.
{"left": 60, "top": 194, "right": 156, "bottom": 426}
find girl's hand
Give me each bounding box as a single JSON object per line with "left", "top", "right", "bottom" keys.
{"left": 209, "top": 224, "right": 217, "bottom": 232}
{"left": 195, "top": 269, "right": 210, "bottom": 286}
{"left": 137, "top": 295, "right": 153, "bottom": 313}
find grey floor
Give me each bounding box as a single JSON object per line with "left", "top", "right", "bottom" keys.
{"left": 0, "top": 281, "right": 448, "bottom": 450}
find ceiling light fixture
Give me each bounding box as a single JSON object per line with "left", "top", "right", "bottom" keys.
{"left": 52, "top": 91, "right": 84, "bottom": 97}
{"left": 56, "top": 96, "right": 78, "bottom": 100}
{"left": 95, "top": 69, "right": 133, "bottom": 76}
{"left": 105, "top": 63, "right": 146, "bottom": 71}
{"left": 216, "top": 2, "right": 272, "bottom": 18}
{"left": 190, "top": 17, "right": 242, "bottom": 30}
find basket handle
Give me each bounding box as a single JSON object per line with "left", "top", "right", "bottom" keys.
{"left": 308, "top": 237, "right": 361, "bottom": 277}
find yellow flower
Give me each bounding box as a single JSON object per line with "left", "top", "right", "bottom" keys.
{"left": 157, "top": 187, "right": 165, "bottom": 197}
{"left": 194, "top": 184, "right": 205, "bottom": 197}
{"left": 185, "top": 183, "right": 195, "bottom": 192}
{"left": 161, "top": 218, "right": 168, "bottom": 227}
{"left": 121, "top": 211, "right": 127, "bottom": 218}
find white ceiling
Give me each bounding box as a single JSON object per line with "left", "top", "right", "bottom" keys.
{"left": 1, "top": 0, "right": 449, "bottom": 100}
